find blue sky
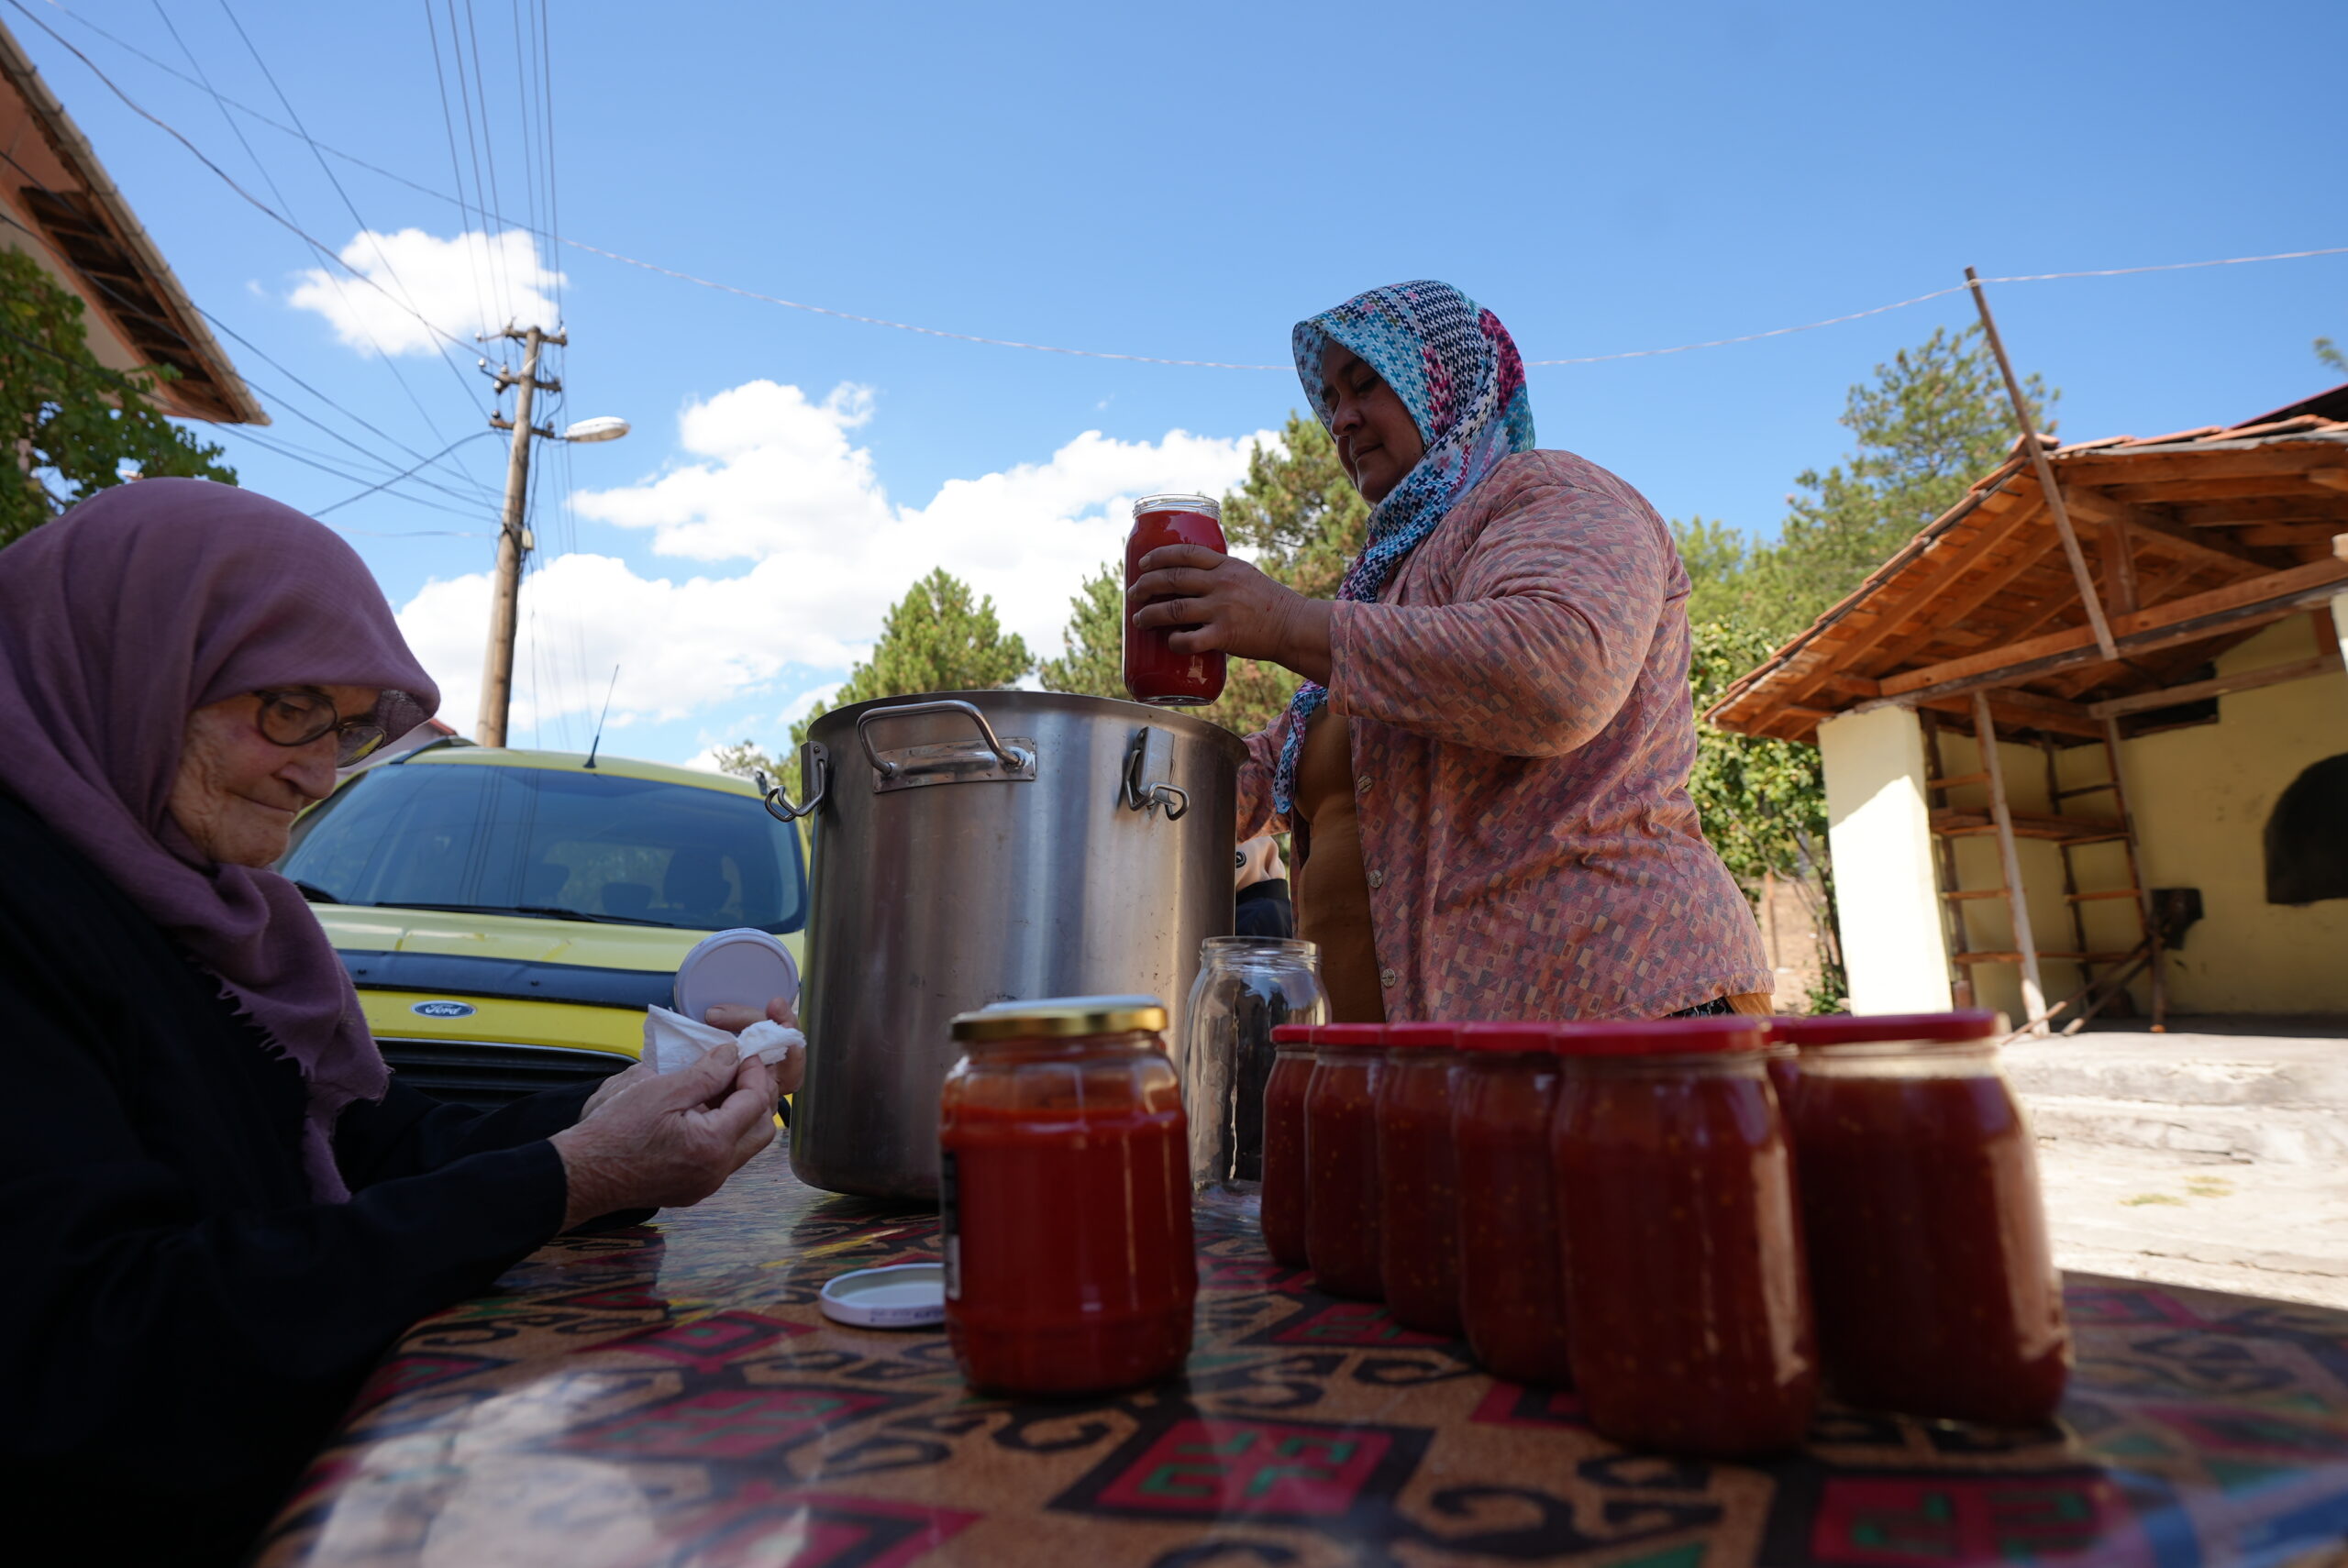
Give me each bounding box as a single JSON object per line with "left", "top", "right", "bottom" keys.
{"left": 14, "top": 0, "right": 2343, "bottom": 765}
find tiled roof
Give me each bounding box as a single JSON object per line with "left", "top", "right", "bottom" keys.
{"left": 1705, "top": 392, "right": 2348, "bottom": 744}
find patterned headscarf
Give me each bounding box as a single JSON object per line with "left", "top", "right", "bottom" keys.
{"left": 1274, "top": 281, "right": 1534, "bottom": 815}
{"left": 0, "top": 480, "right": 437, "bottom": 1202}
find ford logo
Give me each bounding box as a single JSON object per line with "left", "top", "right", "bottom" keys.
{"left": 411, "top": 999, "right": 477, "bottom": 1019}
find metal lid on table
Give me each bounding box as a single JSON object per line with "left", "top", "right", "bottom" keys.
{"left": 674, "top": 926, "right": 800, "bottom": 1021}
{"left": 818, "top": 1264, "right": 946, "bottom": 1329}
{"left": 953, "top": 994, "right": 1168, "bottom": 1042}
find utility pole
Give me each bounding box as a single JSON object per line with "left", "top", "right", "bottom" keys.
{"left": 476, "top": 324, "right": 565, "bottom": 746}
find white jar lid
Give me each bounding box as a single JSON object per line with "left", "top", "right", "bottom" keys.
{"left": 817, "top": 1263, "right": 946, "bottom": 1329}
{"left": 673, "top": 927, "right": 799, "bottom": 1022}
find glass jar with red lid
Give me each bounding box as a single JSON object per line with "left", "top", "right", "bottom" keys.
{"left": 1770, "top": 1010, "right": 2070, "bottom": 1426}
{"left": 1124, "top": 493, "right": 1227, "bottom": 706}
{"left": 1452, "top": 1021, "right": 1575, "bottom": 1386}
{"left": 1303, "top": 1023, "right": 1388, "bottom": 1299}
{"left": 1551, "top": 1016, "right": 1817, "bottom": 1456}
{"left": 939, "top": 997, "right": 1196, "bottom": 1397}
{"left": 1376, "top": 1022, "right": 1463, "bottom": 1333}
{"left": 1260, "top": 1024, "right": 1317, "bottom": 1267}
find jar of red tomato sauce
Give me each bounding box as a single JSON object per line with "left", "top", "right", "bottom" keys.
{"left": 940, "top": 997, "right": 1197, "bottom": 1397}
{"left": 1259, "top": 1023, "right": 1317, "bottom": 1267}
{"left": 1771, "top": 1010, "right": 2070, "bottom": 1427}
{"left": 1376, "top": 1022, "right": 1463, "bottom": 1334}
{"left": 1452, "top": 1021, "right": 1574, "bottom": 1386}
{"left": 1124, "top": 493, "right": 1227, "bottom": 706}
{"left": 1551, "top": 1016, "right": 1818, "bottom": 1456}
{"left": 1303, "top": 1023, "right": 1388, "bottom": 1299}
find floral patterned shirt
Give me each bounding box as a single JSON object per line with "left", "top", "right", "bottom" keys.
{"left": 1238, "top": 449, "right": 1770, "bottom": 1021}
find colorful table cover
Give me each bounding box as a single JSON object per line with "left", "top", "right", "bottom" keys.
{"left": 257, "top": 1146, "right": 2348, "bottom": 1567}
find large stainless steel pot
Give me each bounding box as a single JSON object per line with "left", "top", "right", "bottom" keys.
{"left": 761, "top": 690, "right": 1244, "bottom": 1200}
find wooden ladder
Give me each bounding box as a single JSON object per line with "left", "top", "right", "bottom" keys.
{"left": 1921, "top": 694, "right": 2162, "bottom": 1032}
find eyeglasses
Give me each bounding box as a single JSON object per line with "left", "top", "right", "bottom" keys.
{"left": 252, "top": 688, "right": 390, "bottom": 767}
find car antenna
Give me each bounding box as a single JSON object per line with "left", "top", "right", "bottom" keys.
{"left": 583, "top": 665, "right": 620, "bottom": 770}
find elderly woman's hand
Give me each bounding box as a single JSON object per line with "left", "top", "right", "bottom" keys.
{"left": 550, "top": 1043, "right": 776, "bottom": 1229}
{"left": 1127, "top": 545, "right": 1335, "bottom": 686}
{"left": 703, "top": 995, "right": 805, "bottom": 1098}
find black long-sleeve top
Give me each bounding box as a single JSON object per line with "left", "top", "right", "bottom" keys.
{"left": 0, "top": 790, "right": 589, "bottom": 1564}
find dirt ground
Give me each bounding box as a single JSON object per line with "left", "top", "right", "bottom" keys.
{"left": 2039, "top": 1140, "right": 2348, "bottom": 1309}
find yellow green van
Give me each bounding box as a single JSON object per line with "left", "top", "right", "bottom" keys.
{"left": 280, "top": 741, "right": 805, "bottom": 1108}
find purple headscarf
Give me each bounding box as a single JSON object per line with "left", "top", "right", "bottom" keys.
{"left": 0, "top": 480, "right": 439, "bottom": 1202}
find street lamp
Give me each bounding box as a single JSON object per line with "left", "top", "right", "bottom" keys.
{"left": 561, "top": 415, "right": 630, "bottom": 444}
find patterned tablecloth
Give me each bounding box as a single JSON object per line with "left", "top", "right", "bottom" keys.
{"left": 257, "top": 1145, "right": 2348, "bottom": 1567}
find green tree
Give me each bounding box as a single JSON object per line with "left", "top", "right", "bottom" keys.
{"left": 2, "top": 249, "right": 237, "bottom": 545}
{"left": 1035, "top": 563, "right": 1123, "bottom": 700}
{"left": 786, "top": 568, "right": 1032, "bottom": 752}
{"left": 1038, "top": 413, "right": 1371, "bottom": 738}
{"left": 1737, "top": 324, "right": 2052, "bottom": 637}
{"left": 2317, "top": 337, "right": 2346, "bottom": 375}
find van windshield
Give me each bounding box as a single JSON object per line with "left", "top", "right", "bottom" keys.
{"left": 281, "top": 763, "right": 805, "bottom": 934}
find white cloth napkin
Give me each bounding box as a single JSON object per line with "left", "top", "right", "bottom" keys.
{"left": 641, "top": 1005, "right": 803, "bottom": 1076}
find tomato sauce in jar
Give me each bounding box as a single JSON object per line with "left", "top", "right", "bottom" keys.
{"left": 1375, "top": 1022, "right": 1463, "bottom": 1333}
{"left": 1772, "top": 1011, "right": 2070, "bottom": 1426}
{"left": 1452, "top": 1022, "right": 1575, "bottom": 1385}
{"left": 940, "top": 997, "right": 1196, "bottom": 1397}
{"left": 1124, "top": 493, "right": 1228, "bottom": 706}
{"left": 1551, "top": 1016, "right": 1818, "bottom": 1456}
{"left": 1259, "top": 1024, "right": 1317, "bottom": 1267}
{"left": 1303, "top": 1023, "right": 1389, "bottom": 1299}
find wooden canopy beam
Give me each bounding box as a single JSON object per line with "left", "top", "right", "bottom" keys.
{"left": 1863, "top": 519, "right": 2061, "bottom": 673}
{"left": 2086, "top": 649, "right": 2346, "bottom": 720}
{"left": 1869, "top": 558, "right": 2348, "bottom": 707}
{"left": 1778, "top": 502, "right": 2049, "bottom": 699}
{"left": 1966, "top": 270, "right": 2117, "bottom": 660}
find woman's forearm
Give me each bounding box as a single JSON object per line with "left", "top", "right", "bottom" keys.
{"left": 1274, "top": 597, "right": 1335, "bottom": 686}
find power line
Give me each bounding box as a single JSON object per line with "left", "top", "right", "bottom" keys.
{"left": 25, "top": 0, "right": 2348, "bottom": 375}
{"left": 192, "top": 306, "right": 500, "bottom": 503}
{"left": 215, "top": 0, "right": 495, "bottom": 424}
{"left": 6, "top": 0, "right": 501, "bottom": 364}
{"left": 227, "top": 425, "right": 490, "bottom": 522}
{"left": 0, "top": 149, "right": 494, "bottom": 515}
{"left": 311, "top": 429, "right": 498, "bottom": 515}
{"left": 150, "top": 0, "right": 475, "bottom": 458}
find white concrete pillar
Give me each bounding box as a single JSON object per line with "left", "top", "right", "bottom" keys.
{"left": 2331, "top": 591, "right": 2348, "bottom": 690}
{"left": 1819, "top": 704, "right": 1953, "bottom": 1014}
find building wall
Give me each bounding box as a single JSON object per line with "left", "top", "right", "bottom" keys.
{"left": 2105, "top": 615, "right": 2348, "bottom": 1016}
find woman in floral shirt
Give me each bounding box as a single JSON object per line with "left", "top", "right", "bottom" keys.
{"left": 1130, "top": 281, "right": 1768, "bottom": 1022}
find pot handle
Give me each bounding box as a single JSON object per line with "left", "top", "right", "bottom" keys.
{"left": 757, "top": 743, "right": 829, "bottom": 823}
{"left": 1122, "top": 726, "right": 1191, "bottom": 821}
{"left": 856, "top": 700, "right": 1031, "bottom": 779}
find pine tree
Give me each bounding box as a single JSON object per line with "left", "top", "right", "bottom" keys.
{"left": 787, "top": 568, "right": 1031, "bottom": 752}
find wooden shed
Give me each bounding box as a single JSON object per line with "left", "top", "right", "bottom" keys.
{"left": 1708, "top": 385, "right": 2348, "bottom": 1029}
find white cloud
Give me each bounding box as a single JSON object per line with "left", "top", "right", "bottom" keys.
{"left": 573, "top": 379, "right": 1274, "bottom": 654}
{"left": 394, "top": 381, "right": 1277, "bottom": 745}
{"left": 288, "top": 227, "right": 563, "bottom": 356}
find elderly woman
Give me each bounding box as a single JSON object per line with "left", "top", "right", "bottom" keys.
{"left": 1133, "top": 282, "right": 1768, "bottom": 1021}
{"left": 0, "top": 481, "right": 792, "bottom": 1563}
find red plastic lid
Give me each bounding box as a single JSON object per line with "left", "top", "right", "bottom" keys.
{"left": 1767, "top": 1010, "right": 2000, "bottom": 1048}
{"left": 1384, "top": 1021, "right": 1458, "bottom": 1049}
{"left": 1456, "top": 1021, "right": 1554, "bottom": 1053}
{"left": 1316, "top": 1023, "right": 1389, "bottom": 1049}
{"left": 1269, "top": 1024, "right": 1316, "bottom": 1046}
{"left": 1550, "top": 1015, "right": 1768, "bottom": 1055}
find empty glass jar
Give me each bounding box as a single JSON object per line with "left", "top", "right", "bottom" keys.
{"left": 1180, "top": 935, "right": 1330, "bottom": 1189}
